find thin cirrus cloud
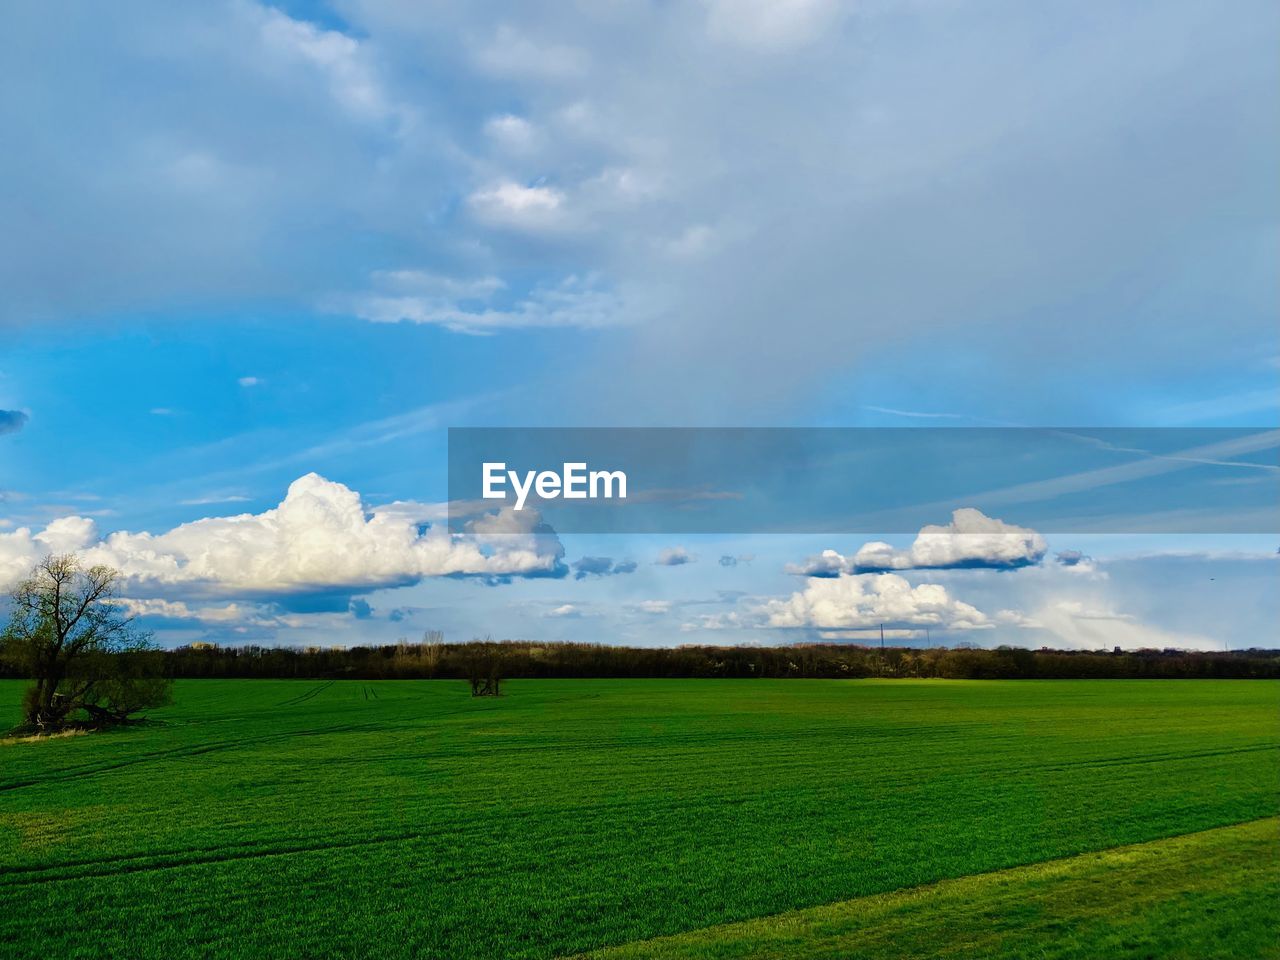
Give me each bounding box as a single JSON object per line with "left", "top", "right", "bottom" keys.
{"left": 788, "top": 508, "right": 1048, "bottom": 577}
{"left": 343, "top": 272, "right": 622, "bottom": 334}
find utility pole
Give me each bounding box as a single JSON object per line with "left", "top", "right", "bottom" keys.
{"left": 880, "top": 623, "right": 885, "bottom": 651}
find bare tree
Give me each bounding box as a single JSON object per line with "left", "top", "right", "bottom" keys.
{"left": 0, "top": 554, "right": 171, "bottom": 730}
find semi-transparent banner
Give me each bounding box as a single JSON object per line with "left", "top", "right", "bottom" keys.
{"left": 447, "top": 427, "right": 1280, "bottom": 534}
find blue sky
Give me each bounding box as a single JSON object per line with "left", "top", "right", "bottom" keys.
{"left": 1, "top": 0, "right": 1277, "bottom": 650}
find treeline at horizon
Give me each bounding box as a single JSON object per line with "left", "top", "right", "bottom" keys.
{"left": 3, "top": 639, "right": 1271, "bottom": 682}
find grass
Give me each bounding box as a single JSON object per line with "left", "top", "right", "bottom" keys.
{"left": 1, "top": 678, "right": 1276, "bottom": 959}
{"left": 577, "top": 818, "right": 1280, "bottom": 960}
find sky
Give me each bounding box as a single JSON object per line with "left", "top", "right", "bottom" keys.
{"left": 1, "top": 0, "right": 1277, "bottom": 652}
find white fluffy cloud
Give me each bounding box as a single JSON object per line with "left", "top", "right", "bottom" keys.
{"left": 756, "top": 573, "right": 992, "bottom": 631}
{"left": 789, "top": 509, "right": 1048, "bottom": 577}
{"left": 0, "top": 473, "right": 564, "bottom": 596}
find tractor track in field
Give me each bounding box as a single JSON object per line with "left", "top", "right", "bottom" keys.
{"left": 277, "top": 680, "right": 335, "bottom": 707}
{"left": 4, "top": 815, "right": 1275, "bottom": 900}
{"left": 0, "top": 696, "right": 498, "bottom": 792}
{"left": 0, "top": 830, "right": 434, "bottom": 887}
{"left": 0, "top": 719, "right": 395, "bottom": 793}
{"left": 6, "top": 715, "right": 1270, "bottom": 793}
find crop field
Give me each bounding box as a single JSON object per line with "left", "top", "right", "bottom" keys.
{"left": 1, "top": 679, "right": 1277, "bottom": 959}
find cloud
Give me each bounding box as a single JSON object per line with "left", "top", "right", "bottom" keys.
{"left": 1023, "top": 599, "right": 1220, "bottom": 652}
{"left": 474, "top": 24, "right": 589, "bottom": 80}
{"left": 0, "top": 473, "right": 565, "bottom": 596}
{"left": 572, "top": 556, "right": 638, "bottom": 580}
{"left": 631, "top": 599, "right": 671, "bottom": 615}
{"left": 1051, "top": 549, "right": 1101, "bottom": 575}
{"left": 251, "top": 4, "right": 402, "bottom": 126}
{"left": 484, "top": 114, "right": 538, "bottom": 152}
{"left": 238, "top": 376, "right": 263, "bottom": 388}
{"left": 719, "top": 554, "right": 754, "bottom": 567}
{"left": 344, "top": 273, "right": 622, "bottom": 333}
{"left": 0, "top": 410, "right": 28, "bottom": 435}
{"left": 112, "top": 597, "right": 272, "bottom": 624}
{"left": 545, "top": 603, "right": 581, "bottom": 619}
{"left": 755, "top": 573, "right": 993, "bottom": 631}
{"left": 468, "top": 180, "right": 565, "bottom": 230}
{"left": 0, "top": 2, "right": 437, "bottom": 324}
{"left": 4, "top": 0, "right": 1272, "bottom": 438}
{"left": 655, "top": 546, "right": 695, "bottom": 566}
{"left": 703, "top": 0, "right": 842, "bottom": 52}
{"left": 789, "top": 509, "right": 1047, "bottom": 577}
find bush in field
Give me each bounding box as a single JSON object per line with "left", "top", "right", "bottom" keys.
{"left": 464, "top": 638, "right": 503, "bottom": 696}
{"left": 0, "top": 554, "right": 171, "bottom": 731}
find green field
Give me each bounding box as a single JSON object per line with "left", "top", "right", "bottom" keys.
{"left": 2, "top": 679, "right": 1277, "bottom": 959}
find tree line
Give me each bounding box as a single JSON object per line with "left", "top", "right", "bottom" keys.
{"left": 5, "top": 555, "right": 1275, "bottom": 730}
{"left": 114, "top": 637, "right": 1280, "bottom": 681}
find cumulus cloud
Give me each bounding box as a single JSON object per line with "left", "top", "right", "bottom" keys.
{"left": 655, "top": 546, "right": 695, "bottom": 566}
{"left": 789, "top": 509, "right": 1047, "bottom": 577}
{"left": 755, "top": 573, "right": 992, "bottom": 631}
{"left": 0, "top": 473, "right": 565, "bottom": 596}
{"left": 112, "top": 597, "right": 278, "bottom": 626}
{"left": 719, "top": 554, "right": 754, "bottom": 567}
{"left": 572, "top": 556, "right": 638, "bottom": 580}
{"left": 0, "top": 410, "right": 28, "bottom": 435}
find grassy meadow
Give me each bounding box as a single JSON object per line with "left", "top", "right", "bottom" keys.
{"left": 1, "top": 678, "right": 1277, "bottom": 959}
